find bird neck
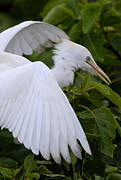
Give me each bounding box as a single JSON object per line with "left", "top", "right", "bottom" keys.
{"left": 51, "top": 64, "right": 75, "bottom": 88}
{"left": 51, "top": 39, "right": 80, "bottom": 88}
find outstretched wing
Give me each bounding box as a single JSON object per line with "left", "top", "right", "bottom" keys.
{"left": 0, "top": 52, "right": 31, "bottom": 72}
{"left": 0, "top": 60, "right": 91, "bottom": 163}
{"left": 0, "top": 21, "right": 69, "bottom": 55}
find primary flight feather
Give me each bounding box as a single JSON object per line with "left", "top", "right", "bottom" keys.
{"left": 0, "top": 21, "right": 111, "bottom": 163}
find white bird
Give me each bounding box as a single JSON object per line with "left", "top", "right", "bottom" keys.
{"left": 0, "top": 21, "right": 111, "bottom": 164}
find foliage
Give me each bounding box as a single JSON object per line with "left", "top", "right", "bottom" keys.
{"left": 0, "top": 0, "right": 121, "bottom": 179}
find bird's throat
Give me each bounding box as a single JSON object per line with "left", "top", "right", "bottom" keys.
{"left": 51, "top": 66, "right": 75, "bottom": 88}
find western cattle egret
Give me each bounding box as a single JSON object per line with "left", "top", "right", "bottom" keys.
{"left": 0, "top": 21, "right": 111, "bottom": 164}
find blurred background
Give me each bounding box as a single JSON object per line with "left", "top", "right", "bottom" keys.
{"left": 0, "top": 0, "right": 121, "bottom": 179}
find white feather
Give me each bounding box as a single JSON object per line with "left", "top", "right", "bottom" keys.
{"left": 59, "top": 95, "right": 82, "bottom": 159}
{"left": 0, "top": 52, "right": 91, "bottom": 163}
{"left": 57, "top": 103, "right": 71, "bottom": 163}
{"left": 49, "top": 103, "right": 61, "bottom": 164}
{"left": 0, "top": 21, "right": 69, "bottom": 55}
{"left": 0, "top": 19, "right": 110, "bottom": 164}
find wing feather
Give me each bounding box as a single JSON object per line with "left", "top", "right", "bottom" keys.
{"left": 23, "top": 93, "right": 37, "bottom": 149}
{"left": 0, "top": 100, "right": 8, "bottom": 127}
{"left": 5, "top": 97, "right": 24, "bottom": 130}
{"left": 49, "top": 103, "right": 61, "bottom": 164}
{"left": 39, "top": 102, "right": 50, "bottom": 160}
{"left": 65, "top": 100, "right": 92, "bottom": 155}
{"left": 30, "top": 96, "right": 40, "bottom": 155}
{"left": 0, "top": 21, "right": 69, "bottom": 55}
{"left": 0, "top": 100, "right": 10, "bottom": 127}
{"left": 0, "top": 58, "right": 91, "bottom": 163}
{"left": 13, "top": 74, "right": 37, "bottom": 142}
{"left": 60, "top": 99, "right": 82, "bottom": 159}
{"left": 57, "top": 103, "right": 71, "bottom": 163}
{"left": 35, "top": 96, "right": 43, "bottom": 155}
{"left": 20, "top": 36, "right": 33, "bottom": 55}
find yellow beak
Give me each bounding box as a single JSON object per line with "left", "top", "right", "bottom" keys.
{"left": 87, "top": 59, "right": 111, "bottom": 85}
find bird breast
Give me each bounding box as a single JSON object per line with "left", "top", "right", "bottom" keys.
{"left": 51, "top": 67, "right": 74, "bottom": 88}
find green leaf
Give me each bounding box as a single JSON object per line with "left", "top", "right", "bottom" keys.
{"left": 108, "top": 33, "right": 121, "bottom": 57}
{"left": 0, "top": 129, "right": 12, "bottom": 139}
{"left": 91, "top": 81, "right": 121, "bottom": 109}
{"left": 98, "top": 0, "right": 112, "bottom": 3}
{"left": 39, "top": 165, "right": 52, "bottom": 175}
{"left": 0, "top": 167, "right": 13, "bottom": 178}
{"left": 101, "top": 8, "right": 121, "bottom": 27}
{"left": 0, "top": 157, "right": 18, "bottom": 168}
{"left": 45, "top": 174, "right": 66, "bottom": 177}
{"left": 105, "top": 165, "right": 118, "bottom": 173}
{"left": 25, "top": 172, "right": 40, "bottom": 179}
{"left": 103, "top": 48, "right": 121, "bottom": 67}
{"left": 93, "top": 107, "right": 117, "bottom": 157}
{"left": 95, "top": 175, "right": 104, "bottom": 180}
{"left": 2, "top": 143, "right": 30, "bottom": 163}
{"left": 39, "top": 165, "right": 66, "bottom": 177}
{"left": 70, "top": 151, "right": 77, "bottom": 166}
{"left": 41, "top": 0, "right": 66, "bottom": 17}
{"left": 13, "top": 166, "right": 23, "bottom": 177}
{"left": 77, "top": 110, "right": 93, "bottom": 120}
{"left": 36, "top": 160, "right": 52, "bottom": 165}
{"left": 69, "top": 21, "right": 82, "bottom": 42}
{"left": 106, "top": 173, "right": 121, "bottom": 180}
{"left": 81, "top": 74, "right": 92, "bottom": 89}
{"left": 66, "top": 0, "right": 80, "bottom": 17}
{"left": 81, "top": 32, "right": 104, "bottom": 62}
{"left": 24, "top": 155, "right": 37, "bottom": 173}
{"left": 81, "top": 2, "right": 102, "bottom": 33}
{"left": 43, "top": 4, "right": 75, "bottom": 25}
{"left": 115, "top": 0, "right": 121, "bottom": 13}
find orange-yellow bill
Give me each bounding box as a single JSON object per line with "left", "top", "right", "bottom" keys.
{"left": 87, "top": 59, "right": 111, "bottom": 85}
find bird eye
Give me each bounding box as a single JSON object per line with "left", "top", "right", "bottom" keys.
{"left": 86, "top": 56, "right": 91, "bottom": 62}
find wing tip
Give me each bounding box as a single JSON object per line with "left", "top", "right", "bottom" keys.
{"left": 77, "top": 136, "right": 92, "bottom": 156}
{"left": 86, "top": 147, "right": 92, "bottom": 156}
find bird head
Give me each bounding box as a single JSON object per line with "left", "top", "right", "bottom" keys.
{"left": 75, "top": 45, "right": 111, "bottom": 85}
{"left": 53, "top": 39, "right": 111, "bottom": 85}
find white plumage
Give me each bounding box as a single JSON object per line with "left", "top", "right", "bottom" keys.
{"left": 0, "top": 21, "right": 69, "bottom": 55}
{"left": 0, "top": 21, "right": 111, "bottom": 163}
